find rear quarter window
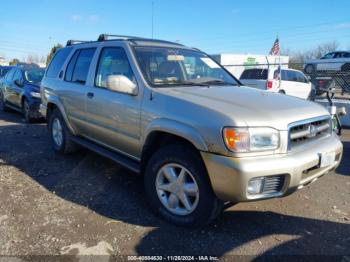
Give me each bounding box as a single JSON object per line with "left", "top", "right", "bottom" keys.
{"left": 240, "top": 69, "right": 267, "bottom": 80}
{"left": 46, "top": 47, "right": 72, "bottom": 78}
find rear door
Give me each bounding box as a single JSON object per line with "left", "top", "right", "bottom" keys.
{"left": 280, "top": 70, "right": 310, "bottom": 99}
{"left": 2, "top": 68, "right": 15, "bottom": 103}
{"left": 62, "top": 48, "right": 96, "bottom": 136}
{"left": 318, "top": 52, "right": 335, "bottom": 71}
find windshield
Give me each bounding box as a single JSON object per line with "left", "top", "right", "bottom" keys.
{"left": 24, "top": 68, "right": 45, "bottom": 83}
{"left": 133, "top": 46, "right": 238, "bottom": 87}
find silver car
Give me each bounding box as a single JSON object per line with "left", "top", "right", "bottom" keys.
{"left": 40, "top": 34, "right": 343, "bottom": 226}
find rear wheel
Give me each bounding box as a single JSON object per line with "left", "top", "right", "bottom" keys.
{"left": 144, "top": 144, "right": 223, "bottom": 227}
{"left": 278, "top": 90, "right": 286, "bottom": 95}
{"left": 48, "top": 109, "right": 79, "bottom": 154}
{"left": 0, "top": 92, "right": 9, "bottom": 112}
{"left": 23, "top": 99, "right": 34, "bottom": 123}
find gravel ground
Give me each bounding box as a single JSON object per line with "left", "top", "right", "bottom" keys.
{"left": 0, "top": 110, "right": 349, "bottom": 260}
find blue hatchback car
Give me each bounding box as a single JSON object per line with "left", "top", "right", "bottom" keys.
{"left": 0, "top": 65, "right": 45, "bottom": 122}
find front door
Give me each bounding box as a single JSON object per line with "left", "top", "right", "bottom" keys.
{"left": 85, "top": 46, "right": 142, "bottom": 158}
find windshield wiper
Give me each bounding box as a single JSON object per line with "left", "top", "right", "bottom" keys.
{"left": 184, "top": 79, "right": 237, "bottom": 86}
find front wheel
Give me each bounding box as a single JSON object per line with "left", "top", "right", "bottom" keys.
{"left": 144, "top": 144, "right": 223, "bottom": 227}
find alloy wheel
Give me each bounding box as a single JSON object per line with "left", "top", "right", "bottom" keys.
{"left": 52, "top": 118, "right": 63, "bottom": 147}
{"left": 155, "top": 163, "right": 199, "bottom": 216}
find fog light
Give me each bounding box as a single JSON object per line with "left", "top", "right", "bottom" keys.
{"left": 247, "top": 177, "right": 265, "bottom": 194}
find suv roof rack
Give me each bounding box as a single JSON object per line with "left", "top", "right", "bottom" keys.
{"left": 97, "top": 34, "right": 184, "bottom": 46}
{"left": 66, "top": 40, "right": 91, "bottom": 46}
{"left": 97, "top": 34, "right": 143, "bottom": 41}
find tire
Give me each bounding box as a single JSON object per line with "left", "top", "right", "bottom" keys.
{"left": 144, "top": 144, "right": 223, "bottom": 227}
{"left": 0, "top": 91, "right": 9, "bottom": 112}
{"left": 48, "top": 108, "right": 79, "bottom": 154}
{"left": 304, "top": 64, "right": 315, "bottom": 75}
{"left": 23, "top": 99, "right": 34, "bottom": 123}
{"left": 278, "top": 90, "right": 286, "bottom": 95}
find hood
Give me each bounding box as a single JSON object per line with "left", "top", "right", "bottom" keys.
{"left": 156, "top": 85, "right": 329, "bottom": 130}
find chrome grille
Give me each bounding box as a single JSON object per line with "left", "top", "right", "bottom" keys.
{"left": 262, "top": 175, "right": 284, "bottom": 194}
{"left": 289, "top": 116, "right": 331, "bottom": 149}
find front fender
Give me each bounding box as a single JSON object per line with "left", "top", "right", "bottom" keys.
{"left": 142, "top": 118, "right": 208, "bottom": 152}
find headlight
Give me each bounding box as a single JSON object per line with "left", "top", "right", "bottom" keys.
{"left": 223, "top": 127, "right": 279, "bottom": 152}
{"left": 30, "top": 91, "right": 41, "bottom": 98}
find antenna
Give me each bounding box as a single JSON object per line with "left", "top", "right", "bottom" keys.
{"left": 151, "top": 1, "right": 154, "bottom": 39}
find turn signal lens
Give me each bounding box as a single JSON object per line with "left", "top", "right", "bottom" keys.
{"left": 223, "top": 128, "right": 250, "bottom": 152}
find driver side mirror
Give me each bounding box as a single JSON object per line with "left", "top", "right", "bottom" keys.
{"left": 106, "top": 75, "right": 138, "bottom": 95}
{"left": 14, "top": 79, "right": 24, "bottom": 87}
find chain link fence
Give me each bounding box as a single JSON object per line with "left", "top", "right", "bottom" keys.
{"left": 219, "top": 61, "right": 350, "bottom": 99}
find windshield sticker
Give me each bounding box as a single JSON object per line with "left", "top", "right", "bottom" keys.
{"left": 200, "top": 58, "right": 220, "bottom": 68}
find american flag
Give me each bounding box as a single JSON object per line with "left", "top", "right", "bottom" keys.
{"left": 269, "top": 37, "right": 280, "bottom": 55}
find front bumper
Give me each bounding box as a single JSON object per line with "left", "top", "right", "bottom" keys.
{"left": 201, "top": 134, "right": 343, "bottom": 202}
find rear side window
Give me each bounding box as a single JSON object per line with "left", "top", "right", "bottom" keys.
{"left": 65, "top": 51, "right": 80, "bottom": 82}
{"left": 65, "top": 48, "right": 96, "bottom": 84}
{"left": 46, "top": 47, "right": 72, "bottom": 78}
{"left": 240, "top": 69, "right": 267, "bottom": 80}
{"left": 284, "top": 70, "right": 298, "bottom": 82}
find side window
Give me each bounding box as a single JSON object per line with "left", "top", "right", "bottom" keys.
{"left": 46, "top": 47, "right": 73, "bottom": 78}
{"left": 285, "top": 70, "right": 298, "bottom": 82}
{"left": 65, "top": 51, "right": 80, "bottom": 82}
{"left": 95, "top": 47, "right": 135, "bottom": 88}
{"left": 13, "top": 69, "right": 23, "bottom": 82}
{"left": 322, "top": 53, "right": 334, "bottom": 59}
{"left": 69, "top": 48, "right": 96, "bottom": 84}
{"left": 5, "top": 69, "right": 15, "bottom": 81}
{"left": 281, "top": 70, "right": 287, "bottom": 81}
{"left": 295, "top": 72, "right": 307, "bottom": 83}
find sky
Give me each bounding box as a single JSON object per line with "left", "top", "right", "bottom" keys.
{"left": 0, "top": 0, "right": 350, "bottom": 61}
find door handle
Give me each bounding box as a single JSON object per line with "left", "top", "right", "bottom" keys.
{"left": 87, "top": 92, "right": 94, "bottom": 99}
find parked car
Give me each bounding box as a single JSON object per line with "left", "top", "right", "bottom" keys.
{"left": 0, "top": 66, "right": 45, "bottom": 122}
{"left": 40, "top": 34, "right": 343, "bottom": 226}
{"left": 0, "top": 66, "right": 14, "bottom": 79}
{"left": 304, "top": 51, "right": 350, "bottom": 74}
{"left": 239, "top": 68, "right": 312, "bottom": 99}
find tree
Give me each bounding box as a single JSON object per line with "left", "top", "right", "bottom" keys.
{"left": 46, "top": 43, "right": 63, "bottom": 65}
{"left": 9, "top": 58, "right": 20, "bottom": 66}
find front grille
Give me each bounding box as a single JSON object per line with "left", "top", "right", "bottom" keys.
{"left": 289, "top": 116, "right": 331, "bottom": 149}
{"left": 262, "top": 175, "right": 285, "bottom": 194}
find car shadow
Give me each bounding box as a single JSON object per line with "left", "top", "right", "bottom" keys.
{"left": 0, "top": 111, "right": 349, "bottom": 258}
{"left": 336, "top": 140, "right": 349, "bottom": 176}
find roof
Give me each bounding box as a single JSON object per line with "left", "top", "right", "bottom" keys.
{"left": 65, "top": 34, "right": 187, "bottom": 49}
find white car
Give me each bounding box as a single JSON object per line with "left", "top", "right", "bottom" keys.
{"left": 304, "top": 51, "right": 350, "bottom": 74}
{"left": 239, "top": 68, "right": 312, "bottom": 99}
